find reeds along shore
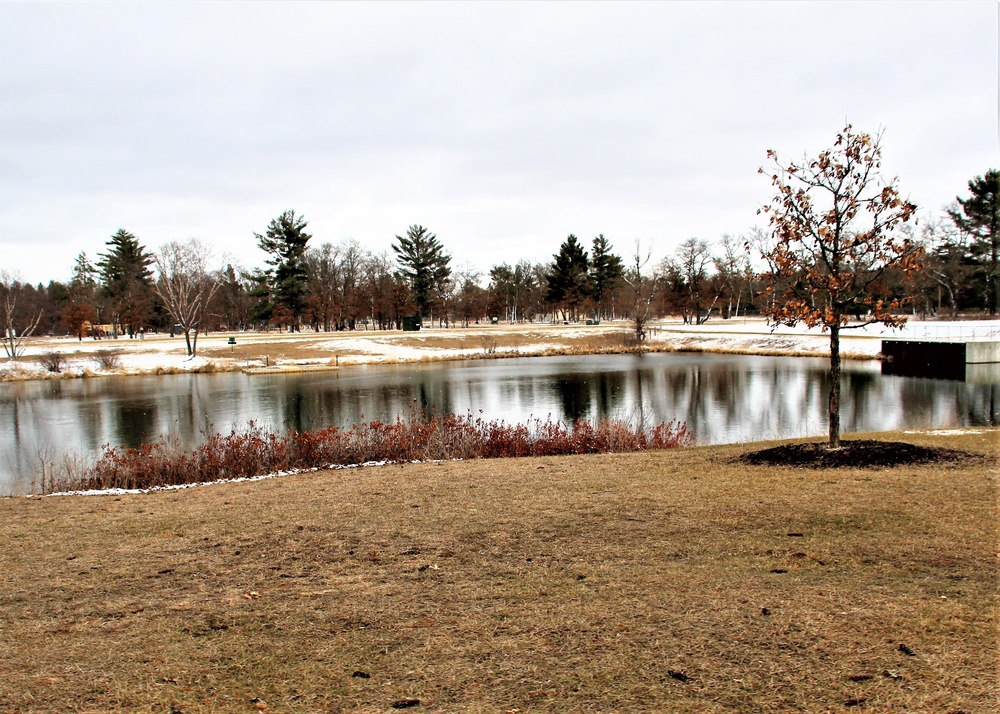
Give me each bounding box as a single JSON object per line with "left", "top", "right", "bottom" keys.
{"left": 61, "top": 413, "right": 692, "bottom": 493}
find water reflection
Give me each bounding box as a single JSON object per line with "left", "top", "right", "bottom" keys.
{"left": 116, "top": 399, "right": 159, "bottom": 446}
{"left": 2, "top": 353, "right": 996, "bottom": 491}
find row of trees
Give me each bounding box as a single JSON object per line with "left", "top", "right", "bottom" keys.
{"left": 2, "top": 167, "right": 996, "bottom": 364}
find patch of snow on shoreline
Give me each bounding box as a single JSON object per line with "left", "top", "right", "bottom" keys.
{"left": 39, "top": 460, "right": 396, "bottom": 498}
{"left": 903, "top": 428, "right": 986, "bottom": 436}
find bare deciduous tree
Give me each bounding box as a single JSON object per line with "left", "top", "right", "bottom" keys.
{"left": 675, "top": 237, "right": 720, "bottom": 325}
{"left": 624, "top": 240, "right": 656, "bottom": 342}
{"left": 0, "top": 270, "right": 43, "bottom": 361}
{"left": 745, "top": 225, "right": 779, "bottom": 313}
{"left": 897, "top": 216, "right": 967, "bottom": 318}
{"left": 715, "top": 234, "right": 753, "bottom": 319}
{"left": 154, "top": 239, "right": 220, "bottom": 357}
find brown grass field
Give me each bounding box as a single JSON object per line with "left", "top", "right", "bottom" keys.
{"left": 1, "top": 430, "right": 996, "bottom": 713}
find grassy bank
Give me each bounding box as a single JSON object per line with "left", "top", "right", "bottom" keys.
{"left": 1, "top": 430, "right": 996, "bottom": 713}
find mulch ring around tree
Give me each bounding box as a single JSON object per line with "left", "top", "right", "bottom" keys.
{"left": 738, "top": 440, "right": 979, "bottom": 469}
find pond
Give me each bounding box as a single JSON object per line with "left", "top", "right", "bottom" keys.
{"left": 2, "top": 352, "right": 996, "bottom": 493}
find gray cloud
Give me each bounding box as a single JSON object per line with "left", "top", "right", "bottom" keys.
{"left": 1, "top": 1, "right": 996, "bottom": 283}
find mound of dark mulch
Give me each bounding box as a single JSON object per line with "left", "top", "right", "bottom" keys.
{"left": 738, "top": 440, "right": 975, "bottom": 469}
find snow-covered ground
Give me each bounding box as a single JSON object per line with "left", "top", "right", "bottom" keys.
{"left": 3, "top": 318, "right": 998, "bottom": 381}
{"left": 0, "top": 337, "right": 222, "bottom": 380}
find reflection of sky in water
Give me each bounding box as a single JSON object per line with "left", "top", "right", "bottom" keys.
{"left": 2, "top": 353, "right": 996, "bottom": 489}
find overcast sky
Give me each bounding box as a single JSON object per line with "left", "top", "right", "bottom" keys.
{"left": 1, "top": 1, "right": 996, "bottom": 285}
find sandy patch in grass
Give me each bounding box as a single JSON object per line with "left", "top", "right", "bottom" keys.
{"left": 1, "top": 429, "right": 995, "bottom": 713}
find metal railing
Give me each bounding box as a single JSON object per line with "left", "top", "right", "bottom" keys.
{"left": 886, "top": 322, "right": 1000, "bottom": 341}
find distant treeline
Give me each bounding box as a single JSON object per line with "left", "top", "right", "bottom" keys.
{"left": 2, "top": 168, "right": 996, "bottom": 353}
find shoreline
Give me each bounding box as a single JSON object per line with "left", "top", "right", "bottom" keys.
{"left": 0, "top": 317, "right": 940, "bottom": 383}
{"left": 22, "top": 426, "right": 994, "bottom": 500}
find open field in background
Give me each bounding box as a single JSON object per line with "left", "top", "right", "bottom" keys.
{"left": 1, "top": 429, "right": 996, "bottom": 713}
{"left": 0, "top": 317, "right": 910, "bottom": 381}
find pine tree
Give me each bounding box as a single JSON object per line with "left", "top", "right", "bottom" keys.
{"left": 97, "top": 229, "right": 155, "bottom": 337}
{"left": 71, "top": 252, "right": 98, "bottom": 292}
{"left": 255, "top": 210, "right": 312, "bottom": 331}
{"left": 392, "top": 225, "right": 451, "bottom": 322}
{"left": 63, "top": 251, "right": 100, "bottom": 338}
{"left": 589, "top": 234, "right": 623, "bottom": 320}
{"left": 546, "top": 234, "right": 590, "bottom": 321}
{"left": 949, "top": 169, "right": 999, "bottom": 314}
{"left": 246, "top": 268, "right": 274, "bottom": 328}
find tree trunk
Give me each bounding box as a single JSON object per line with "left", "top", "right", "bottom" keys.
{"left": 828, "top": 323, "right": 841, "bottom": 449}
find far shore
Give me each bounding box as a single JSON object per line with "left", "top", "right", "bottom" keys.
{"left": 3, "top": 317, "right": 998, "bottom": 382}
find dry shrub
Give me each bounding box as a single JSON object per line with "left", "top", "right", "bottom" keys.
{"left": 40, "top": 351, "right": 65, "bottom": 373}
{"left": 64, "top": 411, "right": 692, "bottom": 493}
{"left": 572, "top": 330, "right": 648, "bottom": 355}
{"left": 94, "top": 349, "right": 122, "bottom": 370}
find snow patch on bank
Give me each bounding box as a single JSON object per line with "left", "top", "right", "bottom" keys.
{"left": 314, "top": 338, "right": 551, "bottom": 364}
{"left": 903, "top": 428, "right": 987, "bottom": 437}
{"left": 39, "top": 460, "right": 398, "bottom": 498}
{"left": 0, "top": 352, "right": 224, "bottom": 380}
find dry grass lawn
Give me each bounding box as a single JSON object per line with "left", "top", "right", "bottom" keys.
{"left": 197, "top": 327, "right": 636, "bottom": 364}
{"left": 1, "top": 430, "right": 996, "bottom": 713}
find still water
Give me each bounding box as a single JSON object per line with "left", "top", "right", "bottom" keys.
{"left": 2, "top": 353, "right": 996, "bottom": 491}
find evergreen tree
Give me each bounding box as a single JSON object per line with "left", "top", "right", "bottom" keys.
{"left": 97, "top": 229, "right": 155, "bottom": 336}
{"left": 255, "top": 210, "right": 312, "bottom": 331}
{"left": 589, "top": 234, "right": 623, "bottom": 320}
{"left": 71, "top": 252, "right": 98, "bottom": 292}
{"left": 546, "top": 234, "right": 590, "bottom": 321}
{"left": 392, "top": 225, "right": 451, "bottom": 321}
{"left": 62, "top": 251, "right": 100, "bottom": 338}
{"left": 246, "top": 268, "right": 275, "bottom": 328}
{"left": 949, "top": 169, "right": 999, "bottom": 314}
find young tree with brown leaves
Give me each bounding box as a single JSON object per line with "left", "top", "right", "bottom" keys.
{"left": 757, "top": 124, "right": 921, "bottom": 449}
